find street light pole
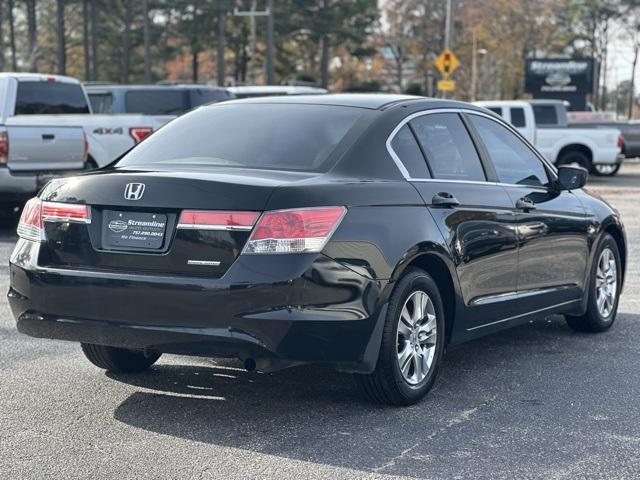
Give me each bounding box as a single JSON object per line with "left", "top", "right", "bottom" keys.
{"left": 234, "top": 1, "right": 271, "bottom": 85}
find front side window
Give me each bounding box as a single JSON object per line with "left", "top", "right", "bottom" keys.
{"left": 468, "top": 115, "right": 549, "bottom": 187}
{"left": 117, "top": 104, "right": 364, "bottom": 173}
{"left": 410, "top": 113, "right": 486, "bottom": 182}
{"left": 390, "top": 125, "right": 430, "bottom": 178}
{"left": 125, "top": 90, "right": 188, "bottom": 115}
{"left": 15, "top": 81, "right": 90, "bottom": 114}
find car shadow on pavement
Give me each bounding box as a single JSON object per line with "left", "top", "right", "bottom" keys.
{"left": 110, "top": 313, "right": 636, "bottom": 475}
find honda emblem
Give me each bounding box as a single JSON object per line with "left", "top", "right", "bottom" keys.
{"left": 124, "top": 183, "right": 145, "bottom": 200}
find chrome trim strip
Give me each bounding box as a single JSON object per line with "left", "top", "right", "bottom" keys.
{"left": 470, "top": 286, "right": 573, "bottom": 306}
{"left": 466, "top": 299, "right": 580, "bottom": 331}
{"left": 176, "top": 224, "right": 253, "bottom": 231}
{"left": 385, "top": 107, "right": 558, "bottom": 186}
{"left": 42, "top": 215, "right": 91, "bottom": 225}
{"left": 187, "top": 260, "right": 221, "bottom": 266}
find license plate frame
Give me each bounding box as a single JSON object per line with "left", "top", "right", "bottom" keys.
{"left": 102, "top": 210, "right": 168, "bottom": 251}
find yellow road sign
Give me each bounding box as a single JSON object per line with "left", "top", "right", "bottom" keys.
{"left": 435, "top": 49, "right": 460, "bottom": 78}
{"left": 437, "top": 79, "right": 456, "bottom": 92}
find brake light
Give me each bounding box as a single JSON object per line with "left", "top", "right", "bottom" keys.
{"left": 0, "top": 131, "right": 8, "bottom": 165}
{"left": 17, "top": 198, "right": 44, "bottom": 242}
{"left": 17, "top": 199, "right": 91, "bottom": 242}
{"left": 42, "top": 202, "right": 91, "bottom": 224}
{"left": 242, "top": 207, "right": 346, "bottom": 254}
{"left": 130, "top": 127, "right": 153, "bottom": 144}
{"left": 177, "top": 210, "right": 259, "bottom": 231}
{"left": 617, "top": 135, "right": 624, "bottom": 150}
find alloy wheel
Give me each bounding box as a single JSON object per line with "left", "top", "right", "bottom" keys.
{"left": 595, "top": 247, "right": 617, "bottom": 318}
{"left": 396, "top": 290, "right": 438, "bottom": 385}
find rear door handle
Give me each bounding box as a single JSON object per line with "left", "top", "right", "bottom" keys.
{"left": 432, "top": 192, "right": 460, "bottom": 208}
{"left": 42, "top": 133, "right": 55, "bottom": 140}
{"left": 516, "top": 197, "right": 536, "bottom": 211}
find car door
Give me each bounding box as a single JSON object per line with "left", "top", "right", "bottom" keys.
{"left": 465, "top": 112, "right": 590, "bottom": 311}
{"left": 388, "top": 111, "right": 520, "bottom": 333}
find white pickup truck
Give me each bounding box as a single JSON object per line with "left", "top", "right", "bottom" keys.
{"left": 0, "top": 73, "right": 173, "bottom": 209}
{"left": 475, "top": 100, "right": 624, "bottom": 176}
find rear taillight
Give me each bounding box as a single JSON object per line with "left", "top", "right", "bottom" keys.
{"left": 130, "top": 127, "right": 153, "bottom": 144}
{"left": 42, "top": 202, "right": 91, "bottom": 224}
{"left": 17, "top": 199, "right": 91, "bottom": 242}
{"left": 17, "top": 198, "right": 44, "bottom": 242}
{"left": 242, "top": 207, "right": 346, "bottom": 254}
{"left": 617, "top": 135, "right": 624, "bottom": 150}
{"left": 0, "top": 131, "right": 9, "bottom": 165}
{"left": 177, "top": 210, "right": 259, "bottom": 231}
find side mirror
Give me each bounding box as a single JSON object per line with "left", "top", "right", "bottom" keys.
{"left": 557, "top": 165, "right": 588, "bottom": 191}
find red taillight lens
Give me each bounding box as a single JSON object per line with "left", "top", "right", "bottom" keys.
{"left": 42, "top": 202, "right": 91, "bottom": 224}
{"left": 617, "top": 135, "right": 624, "bottom": 149}
{"left": 17, "top": 200, "right": 91, "bottom": 242}
{"left": 17, "top": 198, "right": 44, "bottom": 242}
{"left": 243, "top": 207, "right": 346, "bottom": 254}
{"left": 177, "top": 210, "right": 259, "bottom": 231}
{"left": 130, "top": 127, "right": 153, "bottom": 144}
{"left": 0, "top": 131, "right": 9, "bottom": 165}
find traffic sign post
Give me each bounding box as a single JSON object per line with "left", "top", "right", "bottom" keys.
{"left": 435, "top": 49, "right": 460, "bottom": 79}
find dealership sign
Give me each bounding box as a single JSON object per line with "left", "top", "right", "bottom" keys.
{"left": 525, "top": 59, "right": 594, "bottom": 94}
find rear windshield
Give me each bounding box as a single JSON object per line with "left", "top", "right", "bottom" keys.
{"left": 15, "top": 81, "right": 90, "bottom": 114}
{"left": 125, "top": 90, "right": 188, "bottom": 115}
{"left": 117, "top": 104, "right": 364, "bottom": 172}
{"left": 533, "top": 105, "right": 558, "bottom": 125}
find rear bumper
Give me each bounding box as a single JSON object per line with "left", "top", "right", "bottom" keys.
{"left": 8, "top": 239, "right": 387, "bottom": 372}
{"left": 592, "top": 149, "right": 624, "bottom": 166}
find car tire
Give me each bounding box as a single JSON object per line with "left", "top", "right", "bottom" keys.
{"left": 558, "top": 150, "right": 591, "bottom": 171}
{"left": 81, "top": 343, "right": 161, "bottom": 373}
{"left": 355, "top": 268, "right": 445, "bottom": 406}
{"left": 566, "top": 234, "right": 621, "bottom": 333}
{"left": 591, "top": 164, "right": 621, "bottom": 176}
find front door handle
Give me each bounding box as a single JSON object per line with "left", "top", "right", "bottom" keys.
{"left": 42, "top": 133, "right": 55, "bottom": 141}
{"left": 516, "top": 197, "right": 536, "bottom": 211}
{"left": 432, "top": 192, "right": 460, "bottom": 208}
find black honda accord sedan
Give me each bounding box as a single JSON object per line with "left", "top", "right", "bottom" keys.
{"left": 8, "top": 94, "right": 626, "bottom": 405}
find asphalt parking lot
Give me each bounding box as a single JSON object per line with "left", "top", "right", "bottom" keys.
{"left": 1, "top": 165, "right": 640, "bottom": 480}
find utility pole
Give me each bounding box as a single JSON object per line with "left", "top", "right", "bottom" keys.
{"left": 143, "top": 0, "right": 151, "bottom": 83}
{"left": 470, "top": 28, "right": 477, "bottom": 101}
{"left": 234, "top": 1, "right": 271, "bottom": 85}
{"left": 265, "top": 0, "right": 274, "bottom": 84}
{"left": 56, "top": 0, "right": 66, "bottom": 75}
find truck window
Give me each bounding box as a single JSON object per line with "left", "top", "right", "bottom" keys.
{"left": 125, "top": 90, "right": 188, "bottom": 115}
{"left": 532, "top": 105, "right": 558, "bottom": 126}
{"left": 510, "top": 107, "right": 526, "bottom": 127}
{"left": 487, "top": 107, "right": 503, "bottom": 117}
{"left": 15, "top": 81, "right": 90, "bottom": 115}
{"left": 88, "top": 92, "right": 114, "bottom": 113}
{"left": 188, "top": 89, "right": 233, "bottom": 109}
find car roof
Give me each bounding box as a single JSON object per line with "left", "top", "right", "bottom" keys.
{"left": 227, "top": 85, "right": 328, "bottom": 95}
{"left": 216, "top": 93, "right": 487, "bottom": 111}
{"left": 84, "top": 84, "right": 229, "bottom": 92}
{"left": 0, "top": 72, "right": 81, "bottom": 84}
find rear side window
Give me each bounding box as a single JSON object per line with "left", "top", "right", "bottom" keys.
{"left": 125, "top": 90, "right": 188, "bottom": 115}
{"left": 15, "top": 81, "right": 90, "bottom": 114}
{"left": 510, "top": 107, "right": 526, "bottom": 127}
{"left": 488, "top": 107, "right": 503, "bottom": 117}
{"left": 468, "top": 115, "right": 549, "bottom": 187}
{"left": 390, "top": 125, "right": 430, "bottom": 178}
{"left": 532, "top": 105, "right": 558, "bottom": 125}
{"left": 88, "top": 93, "right": 114, "bottom": 113}
{"left": 189, "top": 89, "right": 233, "bottom": 108}
{"left": 410, "top": 113, "right": 486, "bottom": 182}
{"left": 117, "top": 104, "right": 364, "bottom": 173}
